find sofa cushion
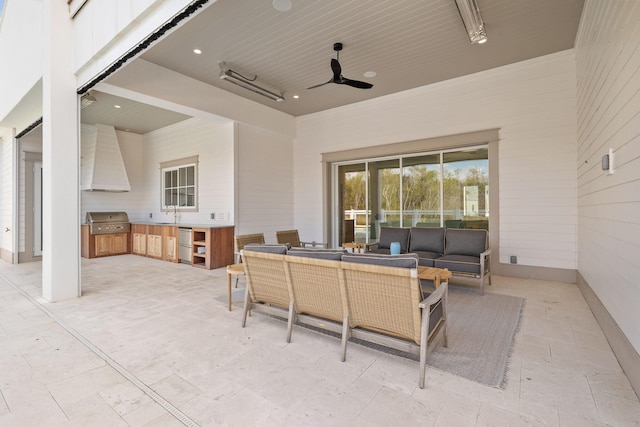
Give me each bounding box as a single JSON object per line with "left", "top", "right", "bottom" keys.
{"left": 434, "top": 254, "right": 481, "bottom": 275}
{"left": 243, "top": 243, "right": 290, "bottom": 255}
{"left": 409, "top": 227, "right": 445, "bottom": 254}
{"left": 367, "top": 247, "right": 391, "bottom": 255}
{"left": 377, "top": 227, "right": 411, "bottom": 252}
{"left": 444, "top": 229, "right": 487, "bottom": 256}
{"left": 287, "top": 248, "right": 346, "bottom": 261}
{"left": 412, "top": 250, "right": 439, "bottom": 267}
{"left": 342, "top": 253, "right": 419, "bottom": 269}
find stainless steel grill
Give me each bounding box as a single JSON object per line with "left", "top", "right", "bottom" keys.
{"left": 85, "top": 211, "right": 130, "bottom": 235}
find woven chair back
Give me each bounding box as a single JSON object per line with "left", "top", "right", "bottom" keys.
{"left": 276, "top": 229, "right": 301, "bottom": 247}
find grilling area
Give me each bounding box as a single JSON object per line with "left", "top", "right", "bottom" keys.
{"left": 81, "top": 211, "right": 235, "bottom": 269}
{"left": 85, "top": 211, "right": 131, "bottom": 235}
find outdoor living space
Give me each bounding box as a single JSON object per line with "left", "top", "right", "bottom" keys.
{"left": 1, "top": 255, "right": 639, "bottom": 426}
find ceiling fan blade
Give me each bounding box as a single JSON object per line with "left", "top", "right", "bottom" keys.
{"left": 307, "top": 80, "right": 332, "bottom": 90}
{"left": 342, "top": 78, "right": 373, "bottom": 89}
{"left": 331, "top": 58, "right": 342, "bottom": 81}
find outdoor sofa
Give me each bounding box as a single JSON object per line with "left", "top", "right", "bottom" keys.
{"left": 240, "top": 244, "right": 448, "bottom": 389}
{"left": 367, "top": 226, "right": 491, "bottom": 294}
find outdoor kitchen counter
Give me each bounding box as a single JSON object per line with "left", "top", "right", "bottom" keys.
{"left": 129, "top": 223, "right": 234, "bottom": 269}
{"left": 129, "top": 222, "right": 234, "bottom": 228}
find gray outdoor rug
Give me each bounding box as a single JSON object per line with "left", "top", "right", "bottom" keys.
{"left": 423, "top": 287, "right": 524, "bottom": 388}
{"left": 225, "top": 286, "right": 524, "bottom": 388}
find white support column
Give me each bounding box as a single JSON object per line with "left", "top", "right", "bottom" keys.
{"left": 42, "top": 1, "right": 81, "bottom": 301}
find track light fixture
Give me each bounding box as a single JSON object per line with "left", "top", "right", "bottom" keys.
{"left": 454, "top": 0, "right": 487, "bottom": 44}
{"left": 218, "top": 63, "right": 284, "bottom": 102}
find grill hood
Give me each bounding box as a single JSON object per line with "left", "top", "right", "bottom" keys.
{"left": 81, "top": 123, "right": 131, "bottom": 192}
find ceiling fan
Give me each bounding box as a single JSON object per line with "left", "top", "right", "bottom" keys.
{"left": 307, "top": 42, "right": 373, "bottom": 90}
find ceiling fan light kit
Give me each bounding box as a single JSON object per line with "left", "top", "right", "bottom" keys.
{"left": 455, "top": 0, "right": 487, "bottom": 44}
{"left": 219, "top": 62, "right": 284, "bottom": 102}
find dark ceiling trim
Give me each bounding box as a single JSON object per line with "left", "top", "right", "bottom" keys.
{"left": 15, "top": 117, "right": 43, "bottom": 139}
{"left": 77, "top": 0, "right": 210, "bottom": 95}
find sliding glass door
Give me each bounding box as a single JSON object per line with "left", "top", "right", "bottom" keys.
{"left": 333, "top": 147, "right": 488, "bottom": 246}
{"left": 337, "top": 163, "right": 368, "bottom": 246}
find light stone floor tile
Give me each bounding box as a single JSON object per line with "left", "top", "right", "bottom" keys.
{"left": 1, "top": 255, "right": 639, "bottom": 426}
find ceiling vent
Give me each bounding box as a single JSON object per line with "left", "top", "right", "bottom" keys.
{"left": 81, "top": 123, "right": 131, "bottom": 192}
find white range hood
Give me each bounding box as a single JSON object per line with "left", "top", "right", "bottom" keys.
{"left": 81, "top": 123, "right": 131, "bottom": 192}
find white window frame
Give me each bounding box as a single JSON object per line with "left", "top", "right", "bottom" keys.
{"left": 160, "top": 156, "right": 198, "bottom": 212}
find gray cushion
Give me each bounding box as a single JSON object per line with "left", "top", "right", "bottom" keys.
{"left": 287, "top": 248, "right": 346, "bottom": 261}
{"left": 435, "top": 254, "right": 481, "bottom": 275}
{"left": 412, "top": 250, "right": 439, "bottom": 267}
{"left": 243, "top": 243, "right": 290, "bottom": 254}
{"left": 444, "top": 229, "right": 487, "bottom": 256}
{"left": 367, "top": 248, "right": 391, "bottom": 255}
{"left": 377, "top": 227, "right": 411, "bottom": 252}
{"left": 342, "top": 253, "right": 419, "bottom": 269}
{"left": 409, "top": 227, "right": 445, "bottom": 254}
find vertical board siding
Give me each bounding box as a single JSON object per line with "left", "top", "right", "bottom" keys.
{"left": 81, "top": 117, "right": 234, "bottom": 227}
{"left": 295, "top": 51, "right": 578, "bottom": 269}
{"left": 0, "top": 134, "right": 12, "bottom": 254}
{"left": 576, "top": 0, "right": 640, "bottom": 352}
{"left": 142, "top": 118, "right": 234, "bottom": 226}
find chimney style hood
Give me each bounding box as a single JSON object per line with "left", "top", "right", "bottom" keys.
{"left": 81, "top": 123, "right": 131, "bottom": 192}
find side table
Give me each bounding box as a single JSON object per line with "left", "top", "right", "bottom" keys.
{"left": 226, "top": 263, "right": 245, "bottom": 311}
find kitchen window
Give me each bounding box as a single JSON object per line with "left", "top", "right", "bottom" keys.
{"left": 161, "top": 156, "right": 198, "bottom": 211}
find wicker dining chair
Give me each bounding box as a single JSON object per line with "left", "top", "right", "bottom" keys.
{"left": 235, "top": 233, "right": 266, "bottom": 263}
{"left": 276, "top": 229, "right": 327, "bottom": 248}
{"left": 229, "top": 233, "right": 266, "bottom": 296}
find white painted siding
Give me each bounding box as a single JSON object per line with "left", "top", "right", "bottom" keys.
{"left": 72, "top": 0, "right": 194, "bottom": 86}
{"left": 81, "top": 129, "right": 147, "bottom": 222}
{"left": 575, "top": 0, "right": 640, "bottom": 353}
{"left": 140, "top": 117, "right": 234, "bottom": 226}
{"left": 236, "top": 123, "right": 294, "bottom": 243}
{"left": 18, "top": 135, "right": 42, "bottom": 253}
{"left": 0, "top": 132, "right": 12, "bottom": 256}
{"left": 0, "top": 0, "right": 43, "bottom": 123}
{"left": 295, "top": 51, "right": 578, "bottom": 269}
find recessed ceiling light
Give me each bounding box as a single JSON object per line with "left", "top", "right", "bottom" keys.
{"left": 114, "top": 105, "right": 121, "bottom": 109}
{"left": 272, "top": 0, "right": 292, "bottom": 12}
{"left": 364, "top": 71, "right": 377, "bottom": 78}
{"left": 293, "top": 95, "right": 300, "bottom": 99}
{"left": 193, "top": 48, "right": 202, "bottom": 54}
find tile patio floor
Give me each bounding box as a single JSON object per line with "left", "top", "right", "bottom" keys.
{"left": 0, "top": 255, "right": 639, "bottom": 426}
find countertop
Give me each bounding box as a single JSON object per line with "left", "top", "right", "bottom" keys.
{"left": 129, "top": 222, "right": 233, "bottom": 229}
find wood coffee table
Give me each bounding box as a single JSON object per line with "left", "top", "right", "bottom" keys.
{"left": 342, "top": 242, "right": 363, "bottom": 253}
{"left": 418, "top": 266, "right": 452, "bottom": 289}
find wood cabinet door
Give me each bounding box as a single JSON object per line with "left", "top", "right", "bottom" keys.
{"left": 147, "top": 234, "right": 163, "bottom": 258}
{"left": 164, "top": 236, "right": 177, "bottom": 261}
{"left": 95, "top": 235, "right": 113, "bottom": 257}
{"left": 113, "top": 233, "right": 128, "bottom": 254}
{"left": 133, "top": 233, "right": 147, "bottom": 255}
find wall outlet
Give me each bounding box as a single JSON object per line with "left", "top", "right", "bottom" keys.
{"left": 210, "top": 213, "right": 215, "bottom": 220}
{"left": 218, "top": 212, "right": 225, "bottom": 221}
{"left": 510, "top": 255, "right": 518, "bottom": 264}
{"left": 149, "top": 213, "right": 153, "bottom": 218}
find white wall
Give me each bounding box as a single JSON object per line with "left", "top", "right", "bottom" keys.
{"left": 0, "top": 132, "right": 13, "bottom": 260}
{"left": 72, "top": 0, "right": 195, "bottom": 87}
{"left": 81, "top": 129, "right": 147, "bottom": 221}
{"left": 81, "top": 118, "right": 234, "bottom": 227}
{"left": 575, "top": 0, "right": 640, "bottom": 353}
{"left": 140, "top": 117, "right": 234, "bottom": 226}
{"left": 18, "top": 134, "right": 42, "bottom": 253}
{"left": 0, "top": 0, "right": 43, "bottom": 124}
{"left": 295, "top": 51, "right": 578, "bottom": 269}
{"left": 236, "top": 123, "right": 294, "bottom": 243}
